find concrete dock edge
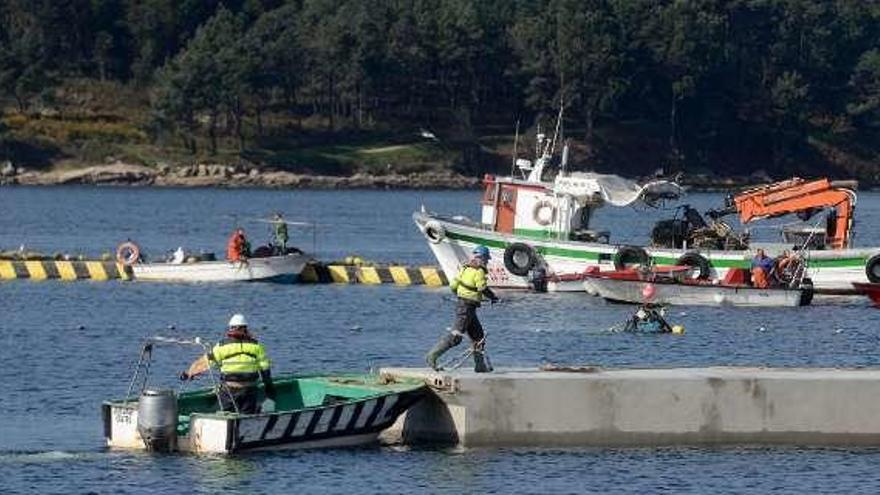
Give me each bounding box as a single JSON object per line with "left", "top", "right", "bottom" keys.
{"left": 380, "top": 367, "right": 880, "bottom": 447}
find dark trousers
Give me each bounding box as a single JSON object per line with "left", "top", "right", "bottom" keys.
{"left": 451, "top": 299, "right": 485, "bottom": 343}
{"left": 218, "top": 384, "right": 258, "bottom": 414}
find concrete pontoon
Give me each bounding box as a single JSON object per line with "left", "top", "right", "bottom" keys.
{"left": 382, "top": 366, "right": 880, "bottom": 447}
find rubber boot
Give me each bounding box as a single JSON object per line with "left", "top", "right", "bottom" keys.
{"left": 425, "top": 333, "right": 459, "bottom": 371}
{"left": 473, "top": 349, "right": 492, "bottom": 373}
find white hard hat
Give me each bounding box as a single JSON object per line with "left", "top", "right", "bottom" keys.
{"left": 228, "top": 314, "right": 248, "bottom": 327}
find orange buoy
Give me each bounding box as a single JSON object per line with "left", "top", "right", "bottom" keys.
{"left": 641, "top": 283, "right": 656, "bottom": 301}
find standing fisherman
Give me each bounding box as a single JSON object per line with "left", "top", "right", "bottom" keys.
{"left": 180, "top": 314, "right": 277, "bottom": 414}
{"left": 426, "top": 245, "right": 499, "bottom": 372}
{"left": 226, "top": 228, "right": 250, "bottom": 262}
{"left": 272, "top": 212, "right": 289, "bottom": 254}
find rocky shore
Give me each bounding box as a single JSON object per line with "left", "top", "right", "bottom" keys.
{"left": 0, "top": 161, "right": 481, "bottom": 189}
{"left": 0, "top": 160, "right": 857, "bottom": 191}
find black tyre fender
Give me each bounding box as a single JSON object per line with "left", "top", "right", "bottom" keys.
{"left": 866, "top": 254, "right": 880, "bottom": 283}
{"left": 676, "top": 252, "right": 711, "bottom": 280}
{"left": 613, "top": 246, "right": 649, "bottom": 271}
{"left": 423, "top": 220, "right": 446, "bottom": 244}
{"left": 504, "top": 243, "right": 537, "bottom": 276}
{"left": 799, "top": 277, "right": 814, "bottom": 306}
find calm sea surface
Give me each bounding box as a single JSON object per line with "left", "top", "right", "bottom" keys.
{"left": 3, "top": 186, "right": 880, "bottom": 494}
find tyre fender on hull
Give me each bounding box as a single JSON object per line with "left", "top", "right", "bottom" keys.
{"left": 423, "top": 220, "right": 446, "bottom": 244}
{"left": 676, "top": 252, "right": 711, "bottom": 279}
{"left": 613, "top": 246, "right": 649, "bottom": 271}
{"left": 504, "top": 242, "right": 537, "bottom": 277}
{"left": 866, "top": 254, "right": 880, "bottom": 283}
{"left": 799, "top": 277, "right": 815, "bottom": 306}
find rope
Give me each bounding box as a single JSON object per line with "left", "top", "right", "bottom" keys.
{"left": 437, "top": 337, "right": 490, "bottom": 371}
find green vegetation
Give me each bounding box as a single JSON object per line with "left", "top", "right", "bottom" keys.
{"left": 1, "top": 0, "right": 880, "bottom": 182}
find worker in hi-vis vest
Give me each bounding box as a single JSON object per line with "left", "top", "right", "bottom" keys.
{"left": 180, "top": 314, "right": 277, "bottom": 414}
{"left": 425, "top": 245, "right": 498, "bottom": 372}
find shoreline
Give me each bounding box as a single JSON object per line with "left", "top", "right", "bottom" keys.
{"left": 0, "top": 162, "right": 481, "bottom": 190}
{"left": 0, "top": 162, "right": 864, "bottom": 191}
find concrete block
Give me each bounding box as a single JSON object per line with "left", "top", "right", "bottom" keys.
{"left": 380, "top": 367, "right": 880, "bottom": 447}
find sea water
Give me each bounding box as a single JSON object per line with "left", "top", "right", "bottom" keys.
{"left": 2, "top": 186, "right": 880, "bottom": 494}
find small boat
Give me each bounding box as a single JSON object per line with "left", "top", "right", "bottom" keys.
{"left": 130, "top": 253, "right": 308, "bottom": 283}
{"left": 584, "top": 267, "right": 813, "bottom": 307}
{"left": 103, "top": 338, "right": 426, "bottom": 454}
{"left": 117, "top": 241, "right": 309, "bottom": 283}
{"left": 852, "top": 282, "right": 880, "bottom": 306}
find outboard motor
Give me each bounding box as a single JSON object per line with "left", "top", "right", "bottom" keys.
{"left": 137, "top": 389, "right": 178, "bottom": 452}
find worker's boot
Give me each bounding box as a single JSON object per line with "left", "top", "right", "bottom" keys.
{"left": 473, "top": 348, "right": 492, "bottom": 373}
{"left": 425, "top": 333, "right": 460, "bottom": 371}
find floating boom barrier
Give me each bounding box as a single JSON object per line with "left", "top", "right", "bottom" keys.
{"left": 0, "top": 259, "right": 132, "bottom": 281}
{"left": 0, "top": 257, "right": 447, "bottom": 286}
{"left": 300, "top": 262, "right": 448, "bottom": 286}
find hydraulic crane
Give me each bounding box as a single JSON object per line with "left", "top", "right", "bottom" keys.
{"left": 709, "top": 178, "right": 857, "bottom": 249}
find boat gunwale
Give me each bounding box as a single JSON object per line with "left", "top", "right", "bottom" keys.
{"left": 103, "top": 373, "right": 427, "bottom": 421}
{"left": 132, "top": 253, "right": 307, "bottom": 269}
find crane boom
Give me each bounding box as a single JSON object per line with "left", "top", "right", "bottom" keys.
{"left": 731, "top": 178, "right": 856, "bottom": 249}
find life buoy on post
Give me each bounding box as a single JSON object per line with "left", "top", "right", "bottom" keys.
{"left": 866, "top": 254, "right": 880, "bottom": 283}
{"left": 613, "top": 246, "right": 649, "bottom": 271}
{"left": 504, "top": 242, "right": 537, "bottom": 276}
{"left": 676, "top": 252, "right": 711, "bottom": 279}
{"left": 116, "top": 241, "right": 141, "bottom": 266}
{"left": 532, "top": 200, "right": 557, "bottom": 226}
{"left": 423, "top": 220, "right": 446, "bottom": 244}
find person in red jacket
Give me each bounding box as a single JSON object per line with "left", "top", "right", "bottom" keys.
{"left": 226, "top": 228, "right": 250, "bottom": 262}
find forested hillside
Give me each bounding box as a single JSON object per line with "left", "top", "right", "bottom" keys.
{"left": 2, "top": 0, "right": 880, "bottom": 185}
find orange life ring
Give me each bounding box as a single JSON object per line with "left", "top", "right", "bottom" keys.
{"left": 116, "top": 241, "right": 141, "bottom": 266}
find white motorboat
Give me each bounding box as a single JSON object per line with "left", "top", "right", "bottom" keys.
{"left": 583, "top": 267, "right": 813, "bottom": 307}
{"left": 131, "top": 253, "right": 308, "bottom": 283}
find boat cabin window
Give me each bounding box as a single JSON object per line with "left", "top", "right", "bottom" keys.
{"left": 500, "top": 188, "right": 515, "bottom": 205}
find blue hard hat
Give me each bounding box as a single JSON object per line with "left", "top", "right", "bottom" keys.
{"left": 472, "top": 245, "right": 491, "bottom": 259}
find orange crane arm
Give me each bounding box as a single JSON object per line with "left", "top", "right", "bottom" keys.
{"left": 732, "top": 178, "right": 856, "bottom": 249}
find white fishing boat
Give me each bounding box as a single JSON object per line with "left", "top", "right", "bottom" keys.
{"left": 414, "top": 120, "right": 879, "bottom": 294}
{"left": 118, "top": 216, "right": 312, "bottom": 283}
{"left": 130, "top": 253, "right": 308, "bottom": 283}
{"left": 583, "top": 266, "right": 812, "bottom": 307}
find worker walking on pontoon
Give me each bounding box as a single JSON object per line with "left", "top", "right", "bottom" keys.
{"left": 180, "top": 314, "right": 277, "bottom": 414}
{"left": 272, "top": 212, "right": 289, "bottom": 254}
{"left": 426, "top": 245, "right": 498, "bottom": 373}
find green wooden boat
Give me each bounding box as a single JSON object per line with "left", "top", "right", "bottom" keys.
{"left": 102, "top": 338, "right": 426, "bottom": 454}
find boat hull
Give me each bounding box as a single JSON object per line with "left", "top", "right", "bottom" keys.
{"left": 584, "top": 276, "right": 806, "bottom": 307}
{"left": 414, "top": 212, "right": 878, "bottom": 294}
{"left": 853, "top": 282, "right": 880, "bottom": 306}
{"left": 131, "top": 253, "right": 308, "bottom": 283}
{"left": 104, "top": 376, "right": 425, "bottom": 454}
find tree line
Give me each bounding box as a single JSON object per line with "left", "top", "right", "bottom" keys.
{"left": 1, "top": 0, "right": 880, "bottom": 176}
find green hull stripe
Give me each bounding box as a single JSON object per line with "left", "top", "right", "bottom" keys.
{"left": 448, "top": 231, "right": 601, "bottom": 260}
{"left": 513, "top": 228, "right": 559, "bottom": 240}
{"left": 446, "top": 231, "right": 867, "bottom": 269}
